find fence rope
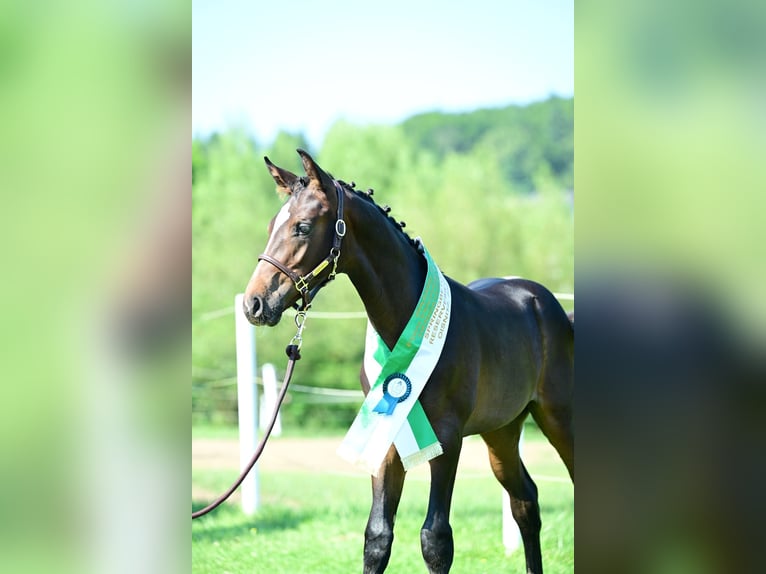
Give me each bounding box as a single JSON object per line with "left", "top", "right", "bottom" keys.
{"left": 193, "top": 374, "right": 364, "bottom": 399}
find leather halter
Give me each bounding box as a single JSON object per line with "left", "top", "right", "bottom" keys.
{"left": 257, "top": 180, "right": 346, "bottom": 311}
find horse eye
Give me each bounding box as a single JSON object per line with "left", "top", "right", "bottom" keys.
{"left": 295, "top": 222, "right": 312, "bottom": 236}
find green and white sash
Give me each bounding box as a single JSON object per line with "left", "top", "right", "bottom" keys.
{"left": 337, "top": 244, "right": 451, "bottom": 476}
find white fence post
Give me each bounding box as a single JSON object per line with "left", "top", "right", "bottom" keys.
{"left": 260, "top": 363, "right": 282, "bottom": 437}
{"left": 502, "top": 427, "right": 524, "bottom": 554}
{"left": 234, "top": 293, "right": 259, "bottom": 515}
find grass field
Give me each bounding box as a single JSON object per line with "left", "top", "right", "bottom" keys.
{"left": 192, "top": 427, "right": 573, "bottom": 573}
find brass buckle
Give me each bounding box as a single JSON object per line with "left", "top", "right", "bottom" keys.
{"left": 295, "top": 276, "right": 310, "bottom": 293}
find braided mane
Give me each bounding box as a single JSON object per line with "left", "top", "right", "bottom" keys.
{"left": 334, "top": 178, "right": 420, "bottom": 252}
{"left": 290, "top": 174, "right": 419, "bottom": 252}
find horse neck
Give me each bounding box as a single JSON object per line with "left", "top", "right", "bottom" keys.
{"left": 342, "top": 192, "right": 427, "bottom": 350}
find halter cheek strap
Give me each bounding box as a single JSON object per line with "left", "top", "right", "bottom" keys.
{"left": 257, "top": 180, "right": 347, "bottom": 311}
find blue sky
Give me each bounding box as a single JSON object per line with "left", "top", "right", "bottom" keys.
{"left": 193, "top": 0, "right": 573, "bottom": 146}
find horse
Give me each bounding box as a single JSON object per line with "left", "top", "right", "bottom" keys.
{"left": 243, "top": 149, "right": 573, "bottom": 574}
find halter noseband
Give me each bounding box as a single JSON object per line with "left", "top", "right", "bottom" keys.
{"left": 257, "top": 180, "right": 347, "bottom": 312}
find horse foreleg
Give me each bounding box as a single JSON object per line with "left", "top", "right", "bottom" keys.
{"left": 420, "top": 431, "right": 462, "bottom": 574}
{"left": 364, "top": 445, "right": 406, "bottom": 574}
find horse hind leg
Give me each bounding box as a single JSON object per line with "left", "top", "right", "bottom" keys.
{"left": 364, "top": 445, "right": 406, "bottom": 574}
{"left": 529, "top": 400, "right": 573, "bottom": 482}
{"left": 527, "top": 297, "right": 574, "bottom": 480}
{"left": 529, "top": 359, "right": 574, "bottom": 481}
{"left": 482, "top": 414, "right": 543, "bottom": 574}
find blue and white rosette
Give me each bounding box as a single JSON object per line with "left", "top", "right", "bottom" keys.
{"left": 372, "top": 373, "right": 412, "bottom": 415}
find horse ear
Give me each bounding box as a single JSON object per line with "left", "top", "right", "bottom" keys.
{"left": 296, "top": 149, "right": 334, "bottom": 193}
{"left": 264, "top": 156, "right": 298, "bottom": 196}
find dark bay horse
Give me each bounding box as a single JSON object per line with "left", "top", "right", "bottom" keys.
{"left": 243, "top": 150, "right": 573, "bottom": 574}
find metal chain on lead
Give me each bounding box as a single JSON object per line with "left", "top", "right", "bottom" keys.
{"left": 290, "top": 306, "right": 311, "bottom": 350}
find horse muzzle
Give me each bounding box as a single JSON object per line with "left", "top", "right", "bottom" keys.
{"left": 243, "top": 294, "right": 284, "bottom": 327}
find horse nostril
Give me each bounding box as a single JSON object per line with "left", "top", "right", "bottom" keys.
{"left": 245, "top": 295, "right": 263, "bottom": 318}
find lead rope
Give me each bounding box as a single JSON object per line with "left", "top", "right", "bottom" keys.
{"left": 192, "top": 312, "right": 308, "bottom": 519}
{"left": 195, "top": 179, "right": 342, "bottom": 519}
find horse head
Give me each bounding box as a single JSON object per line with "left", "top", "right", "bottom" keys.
{"left": 243, "top": 149, "right": 344, "bottom": 326}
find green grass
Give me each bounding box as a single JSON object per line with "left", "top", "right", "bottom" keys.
{"left": 192, "top": 431, "right": 573, "bottom": 573}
